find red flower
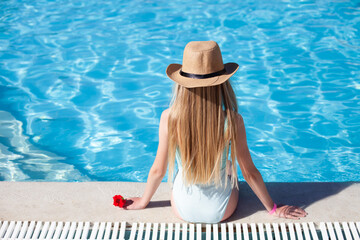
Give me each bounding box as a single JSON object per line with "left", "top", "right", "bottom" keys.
{"left": 113, "top": 195, "right": 126, "bottom": 208}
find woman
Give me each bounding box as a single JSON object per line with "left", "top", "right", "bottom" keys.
{"left": 125, "top": 41, "right": 307, "bottom": 223}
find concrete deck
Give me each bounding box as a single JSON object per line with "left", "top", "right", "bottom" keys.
{"left": 0, "top": 182, "right": 359, "bottom": 224}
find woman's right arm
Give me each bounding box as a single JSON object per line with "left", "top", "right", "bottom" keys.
{"left": 235, "top": 114, "right": 307, "bottom": 219}
{"left": 125, "top": 109, "right": 170, "bottom": 210}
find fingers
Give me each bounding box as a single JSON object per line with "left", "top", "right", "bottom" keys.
{"left": 123, "top": 199, "right": 134, "bottom": 209}
{"left": 293, "top": 207, "right": 307, "bottom": 217}
{"left": 123, "top": 204, "right": 132, "bottom": 210}
{"left": 277, "top": 205, "right": 308, "bottom": 220}
{"left": 290, "top": 206, "right": 308, "bottom": 217}
{"left": 122, "top": 197, "right": 146, "bottom": 210}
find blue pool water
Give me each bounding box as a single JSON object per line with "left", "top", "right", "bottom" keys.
{"left": 0, "top": 0, "right": 359, "bottom": 182}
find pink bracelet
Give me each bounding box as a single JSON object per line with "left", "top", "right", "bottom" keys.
{"left": 269, "top": 203, "right": 277, "bottom": 215}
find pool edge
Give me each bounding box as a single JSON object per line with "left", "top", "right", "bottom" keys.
{"left": 0, "top": 181, "right": 359, "bottom": 223}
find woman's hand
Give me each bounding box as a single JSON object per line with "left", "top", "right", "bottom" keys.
{"left": 274, "top": 204, "right": 308, "bottom": 219}
{"left": 123, "top": 197, "right": 147, "bottom": 210}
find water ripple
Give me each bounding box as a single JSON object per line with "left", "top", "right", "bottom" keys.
{"left": 0, "top": 0, "right": 359, "bottom": 182}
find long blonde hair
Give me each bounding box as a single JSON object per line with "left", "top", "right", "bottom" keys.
{"left": 168, "top": 80, "right": 239, "bottom": 188}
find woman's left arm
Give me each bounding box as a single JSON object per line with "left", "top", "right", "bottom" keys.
{"left": 125, "top": 109, "right": 169, "bottom": 210}
{"left": 235, "top": 114, "right": 307, "bottom": 219}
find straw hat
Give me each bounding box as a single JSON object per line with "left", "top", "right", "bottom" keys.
{"left": 166, "top": 41, "right": 239, "bottom": 88}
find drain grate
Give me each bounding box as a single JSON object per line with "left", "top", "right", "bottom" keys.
{"left": 0, "top": 221, "right": 359, "bottom": 239}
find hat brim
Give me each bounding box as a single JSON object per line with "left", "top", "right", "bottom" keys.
{"left": 166, "top": 62, "right": 239, "bottom": 88}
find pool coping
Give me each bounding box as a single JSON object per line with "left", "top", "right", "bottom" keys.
{"left": 0, "top": 181, "right": 359, "bottom": 223}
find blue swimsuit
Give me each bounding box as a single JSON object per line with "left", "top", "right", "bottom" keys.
{"left": 172, "top": 120, "right": 233, "bottom": 223}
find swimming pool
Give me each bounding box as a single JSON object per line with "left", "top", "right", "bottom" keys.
{"left": 0, "top": 0, "right": 359, "bottom": 182}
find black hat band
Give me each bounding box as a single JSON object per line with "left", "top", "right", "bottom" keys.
{"left": 179, "top": 68, "right": 226, "bottom": 79}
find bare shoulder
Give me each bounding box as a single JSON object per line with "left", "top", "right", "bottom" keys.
{"left": 159, "top": 108, "right": 170, "bottom": 134}
{"left": 161, "top": 108, "right": 170, "bottom": 121}
{"left": 234, "top": 113, "right": 247, "bottom": 143}
{"left": 235, "top": 112, "right": 245, "bottom": 127}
